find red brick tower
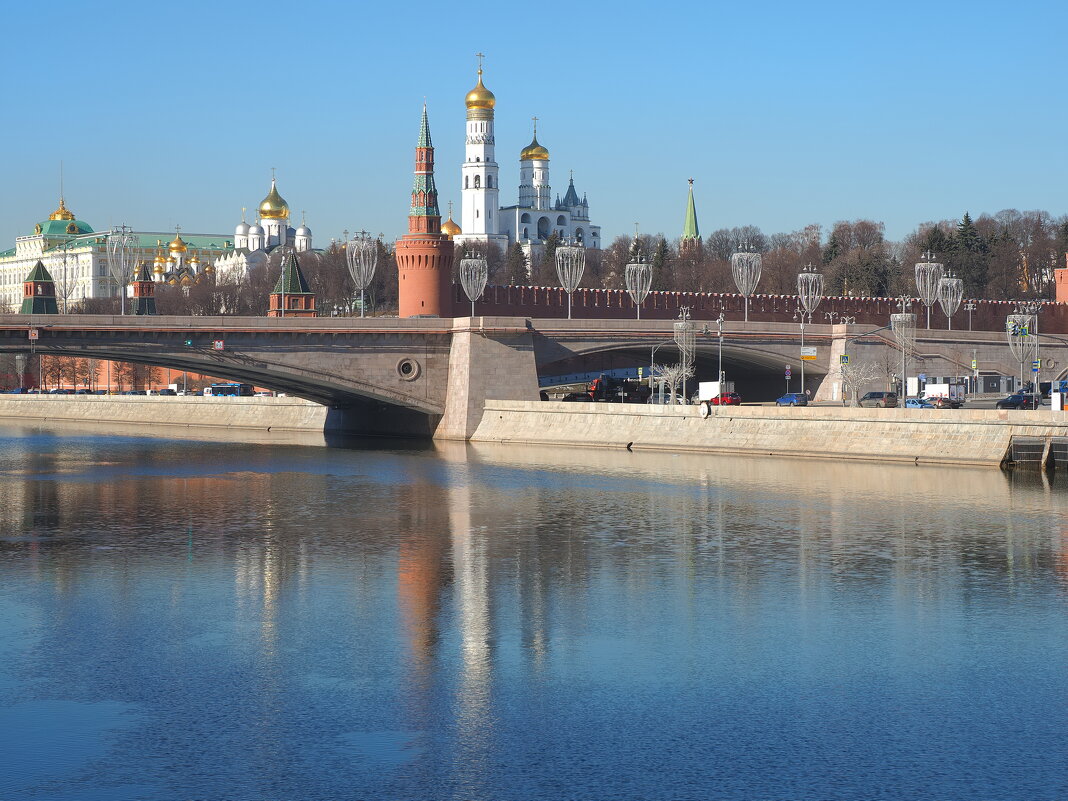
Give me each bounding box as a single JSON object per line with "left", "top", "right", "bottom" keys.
{"left": 131, "top": 261, "right": 157, "bottom": 315}
{"left": 1056, "top": 253, "right": 1068, "bottom": 303}
{"left": 395, "top": 105, "right": 454, "bottom": 317}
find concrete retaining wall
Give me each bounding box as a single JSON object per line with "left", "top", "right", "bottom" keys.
{"left": 472, "top": 401, "right": 1068, "bottom": 466}
{"left": 0, "top": 395, "right": 330, "bottom": 432}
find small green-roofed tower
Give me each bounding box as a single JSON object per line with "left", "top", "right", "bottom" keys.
{"left": 268, "top": 251, "right": 316, "bottom": 317}
{"left": 20, "top": 260, "right": 59, "bottom": 314}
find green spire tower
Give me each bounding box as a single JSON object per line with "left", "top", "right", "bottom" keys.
{"left": 681, "top": 178, "right": 700, "bottom": 246}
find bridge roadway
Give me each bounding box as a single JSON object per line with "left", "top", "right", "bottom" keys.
{"left": 0, "top": 314, "right": 1062, "bottom": 436}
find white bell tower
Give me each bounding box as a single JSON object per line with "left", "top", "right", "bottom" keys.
{"left": 458, "top": 54, "right": 507, "bottom": 247}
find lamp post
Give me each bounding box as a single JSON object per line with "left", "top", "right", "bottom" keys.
{"left": 459, "top": 251, "right": 489, "bottom": 318}
{"left": 891, "top": 303, "right": 916, "bottom": 399}
{"left": 624, "top": 247, "right": 652, "bottom": 320}
{"left": 731, "top": 243, "right": 762, "bottom": 322}
{"left": 963, "top": 300, "right": 977, "bottom": 330}
{"left": 1008, "top": 303, "right": 1040, "bottom": 402}
{"left": 106, "top": 224, "right": 137, "bottom": 315}
{"left": 797, "top": 264, "right": 824, "bottom": 395}
{"left": 673, "top": 306, "right": 696, "bottom": 403}
{"left": 346, "top": 231, "right": 378, "bottom": 318}
{"left": 555, "top": 240, "right": 586, "bottom": 319}
{"left": 938, "top": 273, "right": 963, "bottom": 330}
{"left": 914, "top": 250, "right": 944, "bottom": 329}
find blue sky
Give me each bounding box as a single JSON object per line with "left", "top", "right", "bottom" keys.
{"left": 2, "top": 0, "right": 1065, "bottom": 248}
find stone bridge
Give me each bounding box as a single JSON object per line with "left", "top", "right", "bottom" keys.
{"left": 2, "top": 314, "right": 1066, "bottom": 437}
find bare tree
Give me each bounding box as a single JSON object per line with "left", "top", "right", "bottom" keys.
{"left": 652, "top": 362, "right": 694, "bottom": 404}
{"left": 838, "top": 361, "right": 881, "bottom": 406}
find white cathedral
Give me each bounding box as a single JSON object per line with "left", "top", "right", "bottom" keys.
{"left": 213, "top": 175, "right": 313, "bottom": 283}
{"left": 451, "top": 65, "right": 600, "bottom": 256}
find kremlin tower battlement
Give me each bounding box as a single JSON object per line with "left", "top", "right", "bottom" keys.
{"left": 395, "top": 105, "right": 454, "bottom": 318}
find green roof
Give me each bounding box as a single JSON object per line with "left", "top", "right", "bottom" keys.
{"left": 36, "top": 219, "right": 94, "bottom": 236}
{"left": 0, "top": 248, "right": 14, "bottom": 259}
{"left": 38, "top": 231, "right": 233, "bottom": 255}
{"left": 25, "top": 260, "right": 55, "bottom": 282}
{"left": 272, "top": 251, "right": 313, "bottom": 294}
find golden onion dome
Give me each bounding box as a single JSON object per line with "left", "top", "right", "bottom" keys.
{"left": 258, "top": 180, "right": 289, "bottom": 220}
{"left": 169, "top": 233, "right": 188, "bottom": 253}
{"left": 520, "top": 135, "right": 549, "bottom": 161}
{"left": 49, "top": 197, "right": 76, "bottom": 221}
{"left": 465, "top": 70, "right": 496, "bottom": 111}
{"left": 189, "top": 253, "right": 200, "bottom": 264}
{"left": 153, "top": 252, "right": 165, "bottom": 264}
{"left": 441, "top": 215, "right": 461, "bottom": 238}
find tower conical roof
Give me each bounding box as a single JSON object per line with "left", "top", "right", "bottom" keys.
{"left": 272, "top": 251, "right": 312, "bottom": 294}
{"left": 409, "top": 105, "right": 440, "bottom": 219}
{"left": 25, "top": 260, "right": 55, "bottom": 282}
{"left": 417, "top": 103, "right": 433, "bottom": 147}
{"left": 682, "top": 179, "right": 700, "bottom": 242}
{"left": 561, "top": 175, "right": 580, "bottom": 207}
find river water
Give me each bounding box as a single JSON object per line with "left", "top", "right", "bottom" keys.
{"left": 0, "top": 422, "right": 1066, "bottom": 800}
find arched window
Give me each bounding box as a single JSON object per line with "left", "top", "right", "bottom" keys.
{"left": 557, "top": 215, "right": 566, "bottom": 226}
{"left": 487, "top": 175, "right": 493, "bottom": 189}
{"left": 465, "top": 176, "right": 469, "bottom": 189}
{"left": 521, "top": 213, "right": 531, "bottom": 223}
{"left": 474, "top": 175, "right": 481, "bottom": 189}
{"left": 575, "top": 227, "right": 584, "bottom": 243}
{"left": 475, "top": 156, "right": 481, "bottom": 162}
{"left": 523, "top": 228, "right": 529, "bottom": 239}
{"left": 537, "top": 217, "right": 550, "bottom": 240}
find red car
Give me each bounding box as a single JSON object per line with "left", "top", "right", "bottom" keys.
{"left": 710, "top": 393, "right": 741, "bottom": 406}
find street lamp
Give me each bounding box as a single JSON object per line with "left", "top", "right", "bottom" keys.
{"left": 731, "top": 243, "right": 762, "bottom": 322}
{"left": 797, "top": 264, "right": 824, "bottom": 395}
{"left": 555, "top": 240, "right": 586, "bottom": 319}
{"left": 673, "top": 306, "right": 696, "bottom": 403}
{"left": 914, "top": 250, "right": 944, "bottom": 329}
{"left": 938, "top": 273, "right": 963, "bottom": 330}
{"left": 459, "top": 251, "right": 488, "bottom": 318}
{"left": 1007, "top": 304, "right": 1040, "bottom": 400}
{"left": 963, "top": 300, "right": 977, "bottom": 330}
{"left": 346, "top": 232, "right": 378, "bottom": 318}
{"left": 891, "top": 308, "right": 916, "bottom": 399}
{"left": 624, "top": 247, "right": 652, "bottom": 320}
{"left": 106, "top": 224, "right": 138, "bottom": 315}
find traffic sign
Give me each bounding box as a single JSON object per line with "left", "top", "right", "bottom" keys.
{"left": 212, "top": 339, "right": 225, "bottom": 351}
{"left": 1032, "top": 360, "right": 1041, "bottom": 370}
{"left": 840, "top": 354, "right": 849, "bottom": 365}
{"left": 27, "top": 329, "right": 38, "bottom": 341}
{"left": 637, "top": 367, "right": 643, "bottom": 378}
{"left": 800, "top": 346, "right": 817, "bottom": 361}
{"left": 919, "top": 373, "right": 926, "bottom": 382}
{"left": 971, "top": 359, "right": 977, "bottom": 370}
{"left": 785, "top": 366, "right": 792, "bottom": 378}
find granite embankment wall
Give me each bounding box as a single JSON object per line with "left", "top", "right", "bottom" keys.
{"left": 472, "top": 401, "right": 1068, "bottom": 466}
{"left": 0, "top": 395, "right": 330, "bottom": 432}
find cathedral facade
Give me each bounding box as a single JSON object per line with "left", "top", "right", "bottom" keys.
{"left": 453, "top": 65, "right": 600, "bottom": 257}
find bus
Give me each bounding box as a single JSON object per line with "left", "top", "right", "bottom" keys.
{"left": 207, "top": 382, "right": 254, "bottom": 397}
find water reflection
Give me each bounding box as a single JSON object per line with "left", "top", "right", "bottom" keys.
{"left": 0, "top": 424, "right": 1066, "bottom": 800}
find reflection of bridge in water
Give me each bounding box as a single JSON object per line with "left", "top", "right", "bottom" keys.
{"left": 2, "top": 313, "right": 1064, "bottom": 436}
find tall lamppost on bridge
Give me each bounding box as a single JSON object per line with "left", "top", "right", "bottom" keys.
{"left": 625, "top": 246, "right": 652, "bottom": 320}
{"left": 555, "top": 240, "right": 586, "bottom": 320}
{"left": 106, "top": 224, "right": 138, "bottom": 315}
{"left": 731, "top": 243, "right": 762, "bottom": 322}
{"left": 673, "top": 306, "right": 696, "bottom": 403}
{"left": 702, "top": 312, "right": 726, "bottom": 383}
{"left": 914, "top": 250, "right": 944, "bottom": 329}
{"left": 797, "top": 264, "right": 824, "bottom": 394}
{"left": 963, "top": 300, "right": 977, "bottom": 330}
{"left": 459, "top": 251, "right": 489, "bottom": 318}
{"left": 938, "top": 273, "right": 963, "bottom": 330}
{"left": 891, "top": 301, "right": 917, "bottom": 399}
{"left": 346, "top": 232, "right": 378, "bottom": 318}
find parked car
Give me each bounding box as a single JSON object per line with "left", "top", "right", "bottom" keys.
{"left": 710, "top": 393, "right": 741, "bottom": 406}
{"left": 905, "top": 398, "right": 936, "bottom": 408}
{"left": 995, "top": 393, "right": 1040, "bottom": 410}
{"left": 561, "top": 392, "right": 592, "bottom": 402}
{"left": 858, "top": 391, "right": 898, "bottom": 408}
{"left": 158, "top": 389, "right": 177, "bottom": 396}
{"left": 775, "top": 392, "right": 808, "bottom": 407}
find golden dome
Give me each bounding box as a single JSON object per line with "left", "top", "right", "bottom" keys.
{"left": 168, "top": 232, "right": 188, "bottom": 253}
{"left": 259, "top": 179, "right": 289, "bottom": 220}
{"left": 520, "top": 135, "right": 549, "bottom": 161}
{"left": 465, "top": 70, "right": 496, "bottom": 111}
{"left": 441, "top": 215, "right": 462, "bottom": 238}
{"left": 189, "top": 253, "right": 200, "bottom": 264}
{"left": 49, "top": 197, "right": 76, "bottom": 221}
{"left": 153, "top": 252, "right": 165, "bottom": 264}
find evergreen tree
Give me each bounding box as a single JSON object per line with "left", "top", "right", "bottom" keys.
{"left": 650, "top": 236, "right": 670, "bottom": 291}
{"left": 502, "top": 242, "right": 528, "bottom": 286}
{"left": 950, "top": 212, "right": 989, "bottom": 297}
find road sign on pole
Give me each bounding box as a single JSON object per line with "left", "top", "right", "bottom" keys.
{"left": 27, "top": 329, "right": 39, "bottom": 341}
{"left": 840, "top": 354, "right": 849, "bottom": 365}
{"left": 800, "top": 346, "right": 817, "bottom": 361}
{"left": 1032, "top": 359, "right": 1041, "bottom": 372}
{"left": 213, "top": 340, "right": 225, "bottom": 351}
